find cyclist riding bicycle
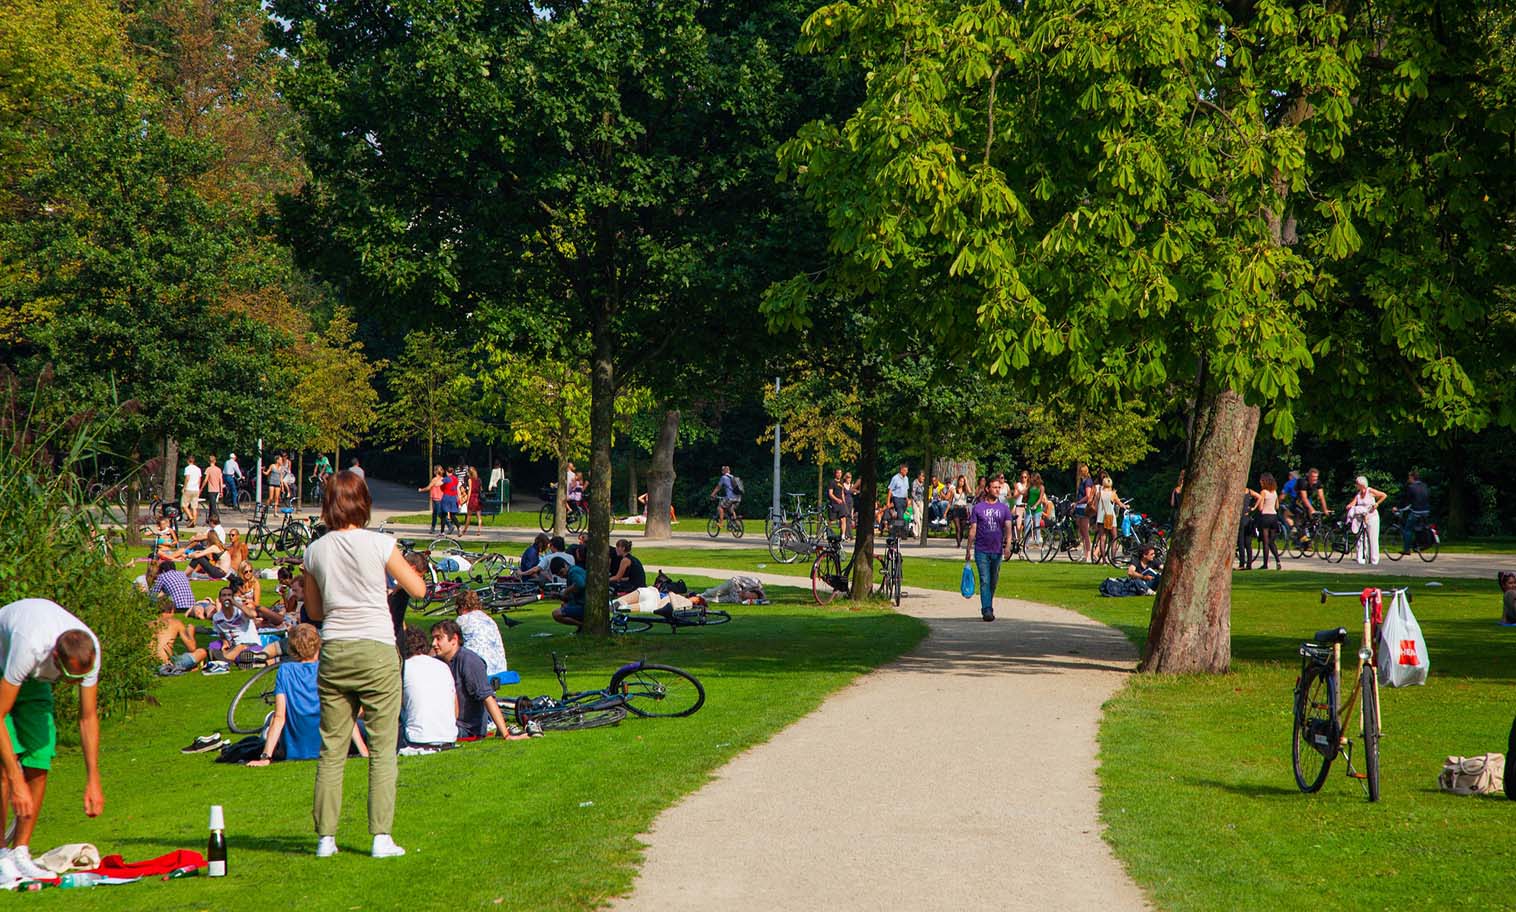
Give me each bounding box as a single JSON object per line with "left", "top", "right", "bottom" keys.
{"left": 710, "top": 465, "right": 741, "bottom": 524}
{"left": 1397, "top": 470, "right": 1432, "bottom": 555}
{"left": 1296, "top": 467, "right": 1331, "bottom": 519}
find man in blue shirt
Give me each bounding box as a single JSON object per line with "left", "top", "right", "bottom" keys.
{"left": 519, "top": 533, "right": 548, "bottom": 579}
{"left": 709, "top": 466, "right": 739, "bottom": 525}
{"left": 887, "top": 464, "right": 911, "bottom": 517}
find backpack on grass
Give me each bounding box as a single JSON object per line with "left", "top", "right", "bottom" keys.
{"left": 1438, "top": 753, "right": 1504, "bottom": 796}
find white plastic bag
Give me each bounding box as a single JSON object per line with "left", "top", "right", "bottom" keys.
{"left": 1378, "top": 590, "right": 1429, "bottom": 687}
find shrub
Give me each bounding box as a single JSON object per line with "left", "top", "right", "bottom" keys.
{"left": 0, "top": 377, "right": 155, "bottom": 721}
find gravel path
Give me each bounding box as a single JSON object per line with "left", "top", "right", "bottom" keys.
{"left": 610, "top": 566, "right": 1150, "bottom": 912}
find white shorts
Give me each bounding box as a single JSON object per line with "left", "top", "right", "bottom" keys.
{"left": 624, "top": 587, "right": 665, "bottom": 613}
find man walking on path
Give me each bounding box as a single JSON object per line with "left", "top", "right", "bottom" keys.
{"left": 888, "top": 464, "right": 911, "bottom": 520}
{"left": 223, "top": 453, "right": 242, "bottom": 509}
{"left": 0, "top": 599, "right": 104, "bottom": 883}
{"left": 203, "top": 456, "right": 223, "bottom": 512}
{"left": 181, "top": 455, "right": 202, "bottom": 527}
{"left": 966, "top": 485, "right": 1013, "bottom": 622}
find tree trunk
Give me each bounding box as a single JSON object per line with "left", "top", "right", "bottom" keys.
{"left": 850, "top": 412, "right": 879, "bottom": 598}
{"left": 554, "top": 452, "right": 567, "bottom": 537}
{"left": 627, "top": 457, "right": 638, "bottom": 516}
{"left": 583, "top": 321, "right": 616, "bottom": 637}
{"left": 1140, "top": 386, "right": 1259, "bottom": 674}
{"left": 644, "top": 409, "right": 678, "bottom": 540}
{"left": 161, "top": 437, "right": 178, "bottom": 506}
{"left": 124, "top": 446, "right": 143, "bottom": 546}
{"left": 816, "top": 463, "right": 823, "bottom": 508}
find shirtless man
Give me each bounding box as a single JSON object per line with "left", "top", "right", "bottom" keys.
{"left": 152, "top": 601, "right": 197, "bottom": 664}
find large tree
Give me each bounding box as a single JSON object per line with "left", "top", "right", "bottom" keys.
{"left": 777, "top": 0, "right": 1513, "bottom": 671}
{"left": 271, "top": 0, "right": 803, "bottom": 634}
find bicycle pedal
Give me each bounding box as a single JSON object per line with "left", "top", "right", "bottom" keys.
{"left": 1346, "top": 771, "right": 1368, "bottom": 780}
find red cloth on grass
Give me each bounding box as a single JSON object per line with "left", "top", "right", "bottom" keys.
{"left": 86, "top": 849, "right": 205, "bottom": 877}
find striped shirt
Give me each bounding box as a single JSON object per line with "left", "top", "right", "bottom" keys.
{"left": 149, "top": 570, "right": 195, "bottom": 613}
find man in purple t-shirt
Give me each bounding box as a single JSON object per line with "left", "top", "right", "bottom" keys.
{"left": 966, "top": 486, "right": 1014, "bottom": 621}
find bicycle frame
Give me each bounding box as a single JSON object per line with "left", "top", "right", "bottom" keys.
{"left": 1319, "top": 588, "right": 1401, "bottom": 753}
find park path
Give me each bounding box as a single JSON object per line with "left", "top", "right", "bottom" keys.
{"left": 608, "top": 566, "right": 1150, "bottom": 912}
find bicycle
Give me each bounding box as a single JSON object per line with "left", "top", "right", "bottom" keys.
{"left": 875, "top": 533, "right": 903, "bottom": 606}
{"left": 507, "top": 653, "right": 706, "bottom": 730}
{"left": 228, "top": 660, "right": 283, "bottom": 734}
{"left": 706, "top": 497, "right": 745, "bottom": 539}
{"left": 257, "top": 507, "right": 312, "bottom": 560}
{"left": 1382, "top": 508, "right": 1439, "bottom": 563}
{"left": 537, "top": 485, "right": 587, "bottom": 534}
{"left": 611, "top": 601, "right": 733, "bottom": 634}
{"left": 1292, "top": 587, "right": 1402, "bottom": 802}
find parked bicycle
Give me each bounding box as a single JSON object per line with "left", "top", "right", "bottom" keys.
{"left": 1292, "top": 587, "right": 1403, "bottom": 802}
{"left": 611, "top": 602, "right": 732, "bottom": 634}
{"left": 506, "top": 653, "right": 706, "bottom": 731}
{"left": 810, "top": 533, "right": 897, "bottom": 605}
{"left": 875, "top": 532, "right": 903, "bottom": 606}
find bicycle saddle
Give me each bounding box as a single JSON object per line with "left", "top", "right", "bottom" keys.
{"left": 1312, "top": 627, "right": 1348, "bottom": 645}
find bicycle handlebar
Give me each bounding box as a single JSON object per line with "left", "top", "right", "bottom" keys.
{"left": 1320, "top": 587, "right": 1411, "bottom": 604}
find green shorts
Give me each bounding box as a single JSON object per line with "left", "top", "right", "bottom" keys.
{"left": 5, "top": 680, "right": 56, "bottom": 771}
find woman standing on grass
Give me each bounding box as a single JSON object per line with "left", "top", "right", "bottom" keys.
{"left": 302, "top": 471, "right": 427, "bottom": 859}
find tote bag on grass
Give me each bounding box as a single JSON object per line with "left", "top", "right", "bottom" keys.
{"left": 960, "top": 562, "right": 975, "bottom": 599}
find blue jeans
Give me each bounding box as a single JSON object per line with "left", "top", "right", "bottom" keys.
{"left": 1403, "top": 511, "right": 1428, "bottom": 551}
{"left": 973, "top": 550, "right": 1002, "bottom": 615}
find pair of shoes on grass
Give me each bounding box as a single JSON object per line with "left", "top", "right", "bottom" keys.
{"left": 316, "top": 835, "right": 405, "bottom": 858}
{"left": 202, "top": 661, "right": 231, "bottom": 675}
{"left": 505, "top": 721, "right": 544, "bottom": 739}
{"left": 182, "top": 733, "right": 229, "bottom": 754}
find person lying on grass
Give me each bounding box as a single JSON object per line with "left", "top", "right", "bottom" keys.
{"left": 613, "top": 587, "right": 693, "bottom": 617}
{"left": 429, "top": 621, "right": 512, "bottom": 740}
{"left": 247, "top": 624, "right": 367, "bottom": 766}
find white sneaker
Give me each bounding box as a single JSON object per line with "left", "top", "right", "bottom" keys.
{"left": 0, "top": 850, "right": 24, "bottom": 884}
{"left": 370, "top": 834, "right": 405, "bottom": 858}
{"left": 315, "top": 836, "right": 338, "bottom": 858}
{"left": 10, "top": 847, "right": 49, "bottom": 880}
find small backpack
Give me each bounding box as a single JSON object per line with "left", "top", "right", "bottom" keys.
{"left": 730, "top": 475, "right": 745, "bottom": 497}
{"left": 1438, "top": 753, "right": 1505, "bottom": 796}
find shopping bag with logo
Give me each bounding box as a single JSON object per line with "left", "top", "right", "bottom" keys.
{"left": 1377, "top": 589, "right": 1429, "bottom": 687}
{"left": 960, "top": 562, "right": 975, "bottom": 599}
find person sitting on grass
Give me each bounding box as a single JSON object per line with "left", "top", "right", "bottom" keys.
{"left": 147, "top": 560, "right": 195, "bottom": 615}
{"left": 550, "top": 557, "right": 587, "bottom": 629}
{"left": 184, "top": 531, "right": 230, "bottom": 580}
{"left": 399, "top": 625, "right": 456, "bottom": 752}
{"left": 152, "top": 600, "right": 198, "bottom": 668}
{"left": 1127, "top": 545, "right": 1164, "bottom": 592}
{"left": 517, "top": 533, "right": 549, "bottom": 580}
{"left": 609, "top": 539, "right": 646, "bottom": 595}
{"left": 209, "top": 588, "right": 282, "bottom": 665}
{"left": 521, "top": 536, "right": 574, "bottom": 582}
{"left": 388, "top": 551, "right": 430, "bottom": 646}
{"left": 452, "top": 591, "right": 507, "bottom": 677}
{"left": 1501, "top": 572, "right": 1516, "bottom": 625}
{"left": 247, "top": 625, "right": 367, "bottom": 766}
{"left": 429, "top": 621, "right": 511, "bottom": 740}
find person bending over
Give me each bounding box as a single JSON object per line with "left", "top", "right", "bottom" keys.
{"left": 550, "top": 557, "right": 588, "bottom": 629}
{"left": 247, "top": 625, "right": 366, "bottom": 766}
{"left": 0, "top": 599, "right": 103, "bottom": 882}
{"left": 399, "top": 626, "right": 456, "bottom": 752}
{"left": 429, "top": 621, "right": 509, "bottom": 740}
{"left": 147, "top": 560, "right": 196, "bottom": 615}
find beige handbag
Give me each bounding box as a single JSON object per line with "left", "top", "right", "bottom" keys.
{"left": 1438, "top": 753, "right": 1505, "bottom": 796}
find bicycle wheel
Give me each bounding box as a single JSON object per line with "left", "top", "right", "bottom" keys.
{"left": 611, "top": 614, "right": 654, "bottom": 634}
{"left": 429, "top": 537, "right": 461, "bottom": 555}
{"left": 538, "top": 503, "right": 554, "bottom": 532}
{"left": 1036, "top": 525, "right": 1061, "bottom": 563}
{"left": 890, "top": 558, "right": 902, "bottom": 607}
{"left": 1360, "top": 664, "right": 1380, "bottom": 802}
{"left": 228, "top": 664, "right": 280, "bottom": 734}
{"left": 811, "top": 551, "right": 844, "bottom": 604}
{"left": 1382, "top": 522, "right": 1405, "bottom": 562}
{"left": 247, "top": 528, "right": 267, "bottom": 561}
{"left": 567, "top": 508, "right": 587, "bottom": 535}
{"left": 768, "top": 527, "right": 800, "bottom": 564}
{"left": 697, "top": 608, "right": 732, "bottom": 626}
{"left": 1326, "top": 526, "right": 1349, "bottom": 564}
{"left": 1312, "top": 521, "right": 1333, "bottom": 560}
{"left": 706, "top": 517, "right": 720, "bottom": 538}
{"left": 1064, "top": 529, "right": 1087, "bottom": 562}
{"left": 1292, "top": 663, "right": 1338, "bottom": 793}
{"left": 1418, "top": 528, "right": 1439, "bottom": 562}
{"left": 536, "top": 702, "right": 629, "bottom": 732}
{"left": 730, "top": 517, "right": 745, "bottom": 539}
{"left": 612, "top": 663, "right": 706, "bottom": 718}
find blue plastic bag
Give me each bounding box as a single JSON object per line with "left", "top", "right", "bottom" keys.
{"left": 960, "top": 561, "right": 976, "bottom": 599}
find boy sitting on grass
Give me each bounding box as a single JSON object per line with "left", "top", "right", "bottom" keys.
{"left": 1500, "top": 572, "right": 1516, "bottom": 625}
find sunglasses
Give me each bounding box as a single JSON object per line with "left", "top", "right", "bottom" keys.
{"left": 53, "top": 651, "right": 95, "bottom": 682}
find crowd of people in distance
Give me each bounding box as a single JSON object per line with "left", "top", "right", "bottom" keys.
{"left": 419, "top": 462, "right": 504, "bottom": 536}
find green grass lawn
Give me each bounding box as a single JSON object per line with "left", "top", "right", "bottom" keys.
{"left": 30, "top": 567, "right": 924, "bottom": 910}
{"left": 640, "top": 546, "right": 1516, "bottom": 910}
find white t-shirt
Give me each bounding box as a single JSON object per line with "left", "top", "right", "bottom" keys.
{"left": 349, "top": 465, "right": 365, "bottom": 480}
{"left": 183, "top": 463, "right": 203, "bottom": 492}
{"left": 302, "top": 529, "right": 398, "bottom": 644}
{"left": 538, "top": 551, "right": 575, "bottom": 580}
{"left": 402, "top": 655, "right": 457, "bottom": 745}
{"left": 0, "top": 599, "right": 100, "bottom": 687}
